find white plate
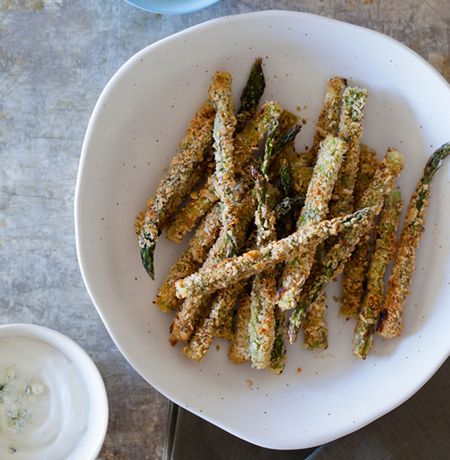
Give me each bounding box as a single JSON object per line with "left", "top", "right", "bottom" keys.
{"left": 75, "top": 11, "right": 450, "bottom": 449}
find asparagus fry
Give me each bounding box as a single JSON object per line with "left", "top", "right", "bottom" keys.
{"left": 310, "top": 77, "right": 347, "bottom": 155}
{"left": 248, "top": 129, "right": 279, "bottom": 369}
{"left": 214, "top": 281, "right": 247, "bottom": 339}
{"left": 378, "top": 142, "right": 450, "bottom": 338}
{"left": 155, "top": 204, "right": 221, "bottom": 312}
{"left": 170, "top": 196, "right": 255, "bottom": 343}
{"left": 209, "top": 72, "right": 237, "bottom": 233}
{"left": 167, "top": 109, "right": 299, "bottom": 245}
{"left": 288, "top": 148, "right": 405, "bottom": 342}
{"left": 340, "top": 145, "right": 379, "bottom": 317}
{"left": 269, "top": 308, "right": 288, "bottom": 374}
{"left": 354, "top": 145, "right": 379, "bottom": 205}
{"left": 166, "top": 174, "right": 218, "bottom": 243}
{"left": 173, "top": 103, "right": 281, "bottom": 342}
{"left": 184, "top": 281, "right": 245, "bottom": 361}
{"left": 278, "top": 135, "right": 347, "bottom": 311}
{"left": 353, "top": 188, "right": 403, "bottom": 358}
{"left": 288, "top": 213, "right": 377, "bottom": 343}
{"left": 184, "top": 110, "right": 285, "bottom": 360}
{"left": 229, "top": 293, "right": 252, "bottom": 364}
{"left": 299, "top": 78, "right": 347, "bottom": 340}
{"left": 302, "top": 293, "right": 328, "bottom": 349}
{"left": 236, "top": 58, "right": 266, "bottom": 131}
{"left": 175, "top": 207, "right": 376, "bottom": 299}
{"left": 166, "top": 60, "right": 267, "bottom": 243}
{"left": 329, "top": 87, "right": 368, "bottom": 217}
{"left": 139, "top": 102, "right": 215, "bottom": 278}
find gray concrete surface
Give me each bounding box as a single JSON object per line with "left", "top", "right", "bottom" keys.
{"left": 0, "top": 1, "right": 448, "bottom": 459}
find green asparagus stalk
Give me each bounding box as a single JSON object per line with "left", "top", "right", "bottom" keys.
{"left": 329, "top": 87, "right": 368, "bottom": 218}
{"left": 269, "top": 307, "right": 288, "bottom": 374}
{"left": 248, "top": 126, "right": 280, "bottom": 369}
{"left": 340, "top": 145, "right": 379, "bottom": 317}
{"left": 209, "top": 71, "right": 237, "bottom": 240}
{"left": 288, "top": 213, "right": 376, "bottom": 343}
{"left": 172, "top": 105, "right": 282, "bottom": 346}
{"left": 175, "top": 207, "right": 376, "bottom": 300}
{"left": 378, "top": 142, "right": 450, "bottom": 338}
{"left": 138, "top": 101, "right": 215, "bottom": 278}
{"left": 236, "top": 58, "right": 266, "bottom": 131}
{"left": 302, "top": 292, "right": 328, "bottom": 349}
{"left": 184, "top": 112, "right": 286, "bottom": 361}
{"left": 167, "top": 112, "right": 299, "bottom": 245}
{"left": 310, "top": 77, "right": 347, "bottom": 156}
{"left": 228, "top": 293, "right": 252, "bottom": 364}
{"left": 353, "top": 188, "right": 403, "bottom": 358}
{"left": 170, "top": 196, "right": 255, "bottom": 343}
{"left": 166, "top": 60, "right": 266, "bottom": 243}
{"left": 166, "top": 174, "right": 218, "bottom": 243}
{"left": 184, "top": 281, "right": 246, "bottom": 361}
{"left": 288, "top": 148, "right": 404, "bottom": 342}
{"left": 278, "top": 135, "right": 347, "bottom": 311}
{"left": 155, "top": 204, "right": 221, "bottom": 312}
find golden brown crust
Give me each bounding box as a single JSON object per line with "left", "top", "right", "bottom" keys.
{"left": 155, "top": 204, "right": 221, "bottom": 312}
{"left": 310, "top": 77, "right": 347, "bottom": 156}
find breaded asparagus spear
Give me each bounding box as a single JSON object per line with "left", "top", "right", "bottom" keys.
{"left": 155, "top": 204, "right": 221, "bottom": 312}
{"left": 236, "top": 57, "right": 266, "bottom": 131}
{"left": 175, "top": 207, "right": 375, "bottom": 299}
{"left": 289, "top": 148, "right": 404, "bottom": 342}
{"left": 378, "top": 143, "right": 450, "bottom": 338}
{"left": 277, "top": 135, "right": 347, "bottom": 311}
{"left": 329, "top": 87, "right": 368, "bottom": 217}
{"left": 171, "top": 106, "right": 282, "bottom": 344}
{"left": 354, "top": 145, "right": 379, "bottom": 204}
{"left": 310, "top": 77, "right": 347, "bottom": 155}
{"left": 228, "top": 293, "right": 252, "bottom": 364}
{"left": 138, "top": 102, "right": 215, "bottom": 278}
{"left": 340, "top": 145, "right": 379, "bottom": 317}
{"left": 248, "top": 128, "right": 279, "bottom": 370}
{"left": 209, "top": 72, "right": 237, "bottom": 234}
{"left": 288, "top": 214, "right": 377, "bottom": 343}
{"left": 302, "top": 292, "right": 328, "bottom": 349}
{"left": 213, "top": 281, "right": 247, "bottom": 340}
{"left": 353, "top": 188, "right": 402, "bottom": 358}
{"left": 183, "top": 280, "right": 246, "bottom": 361}
{"left": 166, "top": 174, "right": 218, "bottom": 243}
{"left": 184, "top": 112, "right": 286, "bottom": 361}
{"left": 300, "top": 78, "right": 347, "bottom": 346}
{"left": 170, "top": 196, "right": 255, "bottom": 343}
{"left": 269, "top": 307, "right": 288, "bottom": 374}
{"left": 166, "top": 60, "right": 267, "bottom": 243}
{"left": 168, "top": 113, "right": 300, "bottom": 246}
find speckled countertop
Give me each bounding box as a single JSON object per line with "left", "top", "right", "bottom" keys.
{"left": 0, "top": 1, "right": 448, "bottom": 459}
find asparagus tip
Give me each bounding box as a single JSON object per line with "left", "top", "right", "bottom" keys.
{"left": 424, "top": 142, "right": 450, "bottom": 181}
{"left": 140, "top": 244, "right": 155, "bottom": 279}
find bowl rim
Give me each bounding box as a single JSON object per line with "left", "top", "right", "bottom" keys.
{"left": 74, "top": 9, "right": 450, "bottom": 449}
{"left": 124, "top": 0, "right": 219, "bottom": 15}
{"left": 0, "top": 323, "right": 109, "bottom": 459}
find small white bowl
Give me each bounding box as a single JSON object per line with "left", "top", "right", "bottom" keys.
{"left": 0, "top": 324, "right": 108, "bottom": 460}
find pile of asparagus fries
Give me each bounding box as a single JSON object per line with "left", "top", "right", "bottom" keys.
{"left": 136, "top": 58, "right": 449, "bottom": 373}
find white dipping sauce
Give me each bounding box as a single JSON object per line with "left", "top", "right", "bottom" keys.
{"left": 0, "top": 337, "right": 89, "bottom": 459}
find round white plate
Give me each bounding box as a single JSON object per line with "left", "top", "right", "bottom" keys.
{"left": 75, "top": 11, "right": 450, "bottom": 449}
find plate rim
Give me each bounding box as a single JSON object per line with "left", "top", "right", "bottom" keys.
{"left": 74, "top": 9, "right": 450, "bottom": 449}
